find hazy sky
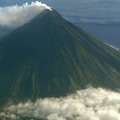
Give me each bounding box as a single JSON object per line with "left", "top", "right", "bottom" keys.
{"left": 0, "top": 0, "right": 120, "bottom": 24}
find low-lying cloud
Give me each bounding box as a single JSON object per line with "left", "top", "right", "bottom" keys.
{"left": 0, "top": 1, "right": 51, "bottom": 27}
{"left": 105, "top": 43, "right": 120, "bottom": 51}
{"left": 1, "top": 87, "right": 120, "bottom": 120}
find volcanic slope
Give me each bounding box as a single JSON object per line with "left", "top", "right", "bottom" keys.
{"left": 0, "top": 9, "right": 120, "bottom": 107}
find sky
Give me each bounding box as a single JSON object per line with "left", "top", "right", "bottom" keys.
{"left": 78, "top": 23, "right": 120, "bottom": 48}
{"left": 0, "top": 0, "right": 119, "bottom": 47}
{"left": 0, "top": 0, "right": 120, "bottom": 47}
{"left": 0, "top": 0, "right": 120, "bottom": 24}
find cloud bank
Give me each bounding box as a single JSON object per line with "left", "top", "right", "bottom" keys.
{"left": 1, "top": 87, "right": 120, "bottom": 120}
{"left": 0, "top": 1, "right": 52, "bottom": 27}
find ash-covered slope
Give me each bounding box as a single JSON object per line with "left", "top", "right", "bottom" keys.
{"left": 0, "top": 9, "right": 120, "bottom": 107}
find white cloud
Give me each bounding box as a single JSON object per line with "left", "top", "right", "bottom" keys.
{"left": 1, "top": 87, "right": 120, "bottom": 120}
{"left": 0, "top": 1, "right": 52, "bottom": 27}
{"left": 105, "top": 43, "right": 120, "bottom": 51}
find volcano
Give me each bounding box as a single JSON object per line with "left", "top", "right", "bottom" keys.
{"left": 0, "top": 9, "right": 120, "bottom": 108}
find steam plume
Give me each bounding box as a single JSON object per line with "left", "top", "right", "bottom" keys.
{"left": 0, "top": 1, "right": 52, "bottom": 27}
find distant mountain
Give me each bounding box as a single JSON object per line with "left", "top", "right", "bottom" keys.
{"left": 0, "top": 9, "right": 120, "bottom": 108}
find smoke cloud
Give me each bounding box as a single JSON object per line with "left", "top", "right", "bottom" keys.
{"left": 1, "top": 87, "right": 120, "bottom": 120}
{"left": 0, "top": 1, "right": 52, "bottom": 27}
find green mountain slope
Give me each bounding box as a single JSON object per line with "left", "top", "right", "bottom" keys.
{"left": 0, "top": 9, "right": 120, "bottom": 107}
{"left": 0, "top": 27, "right": 12, "bottom": 38}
